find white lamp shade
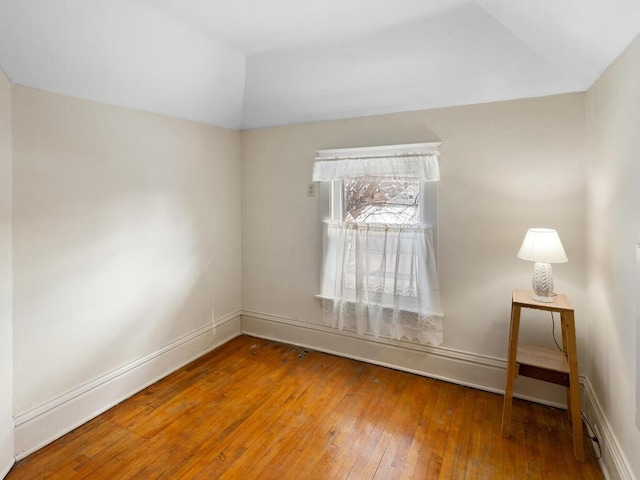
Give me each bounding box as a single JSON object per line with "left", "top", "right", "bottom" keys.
{"left": 517, "top": 228, "right": 568, "bottom": 263}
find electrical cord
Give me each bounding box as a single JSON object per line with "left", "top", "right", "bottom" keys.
{"left": 550, "top": 312, "right": 562, "bottom": 351}
{"left": 581, "top": 411, "right": 603, "bottom": 459}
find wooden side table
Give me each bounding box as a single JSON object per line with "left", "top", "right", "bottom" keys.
{"left": 501, "top": 289, "right": 585, "bottom": 462}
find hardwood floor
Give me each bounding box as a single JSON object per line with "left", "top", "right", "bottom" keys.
{"left": 7, "top": 335, "right": 603, "bottom": 479}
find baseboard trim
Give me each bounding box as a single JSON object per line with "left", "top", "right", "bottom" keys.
{"left": 14, "top": 312, "right": 241, "bottom": 461}
{"left": 0, "top": 419, "right": 15, "bottom": 480}
{"left": 240, "top": 310, "right": 568, "bottom": 408}
{"left": 582, "top": 378, "right": 634, "bottom": 480}
{"left": 14, "top": 309, "right": 621, "bottom": 476}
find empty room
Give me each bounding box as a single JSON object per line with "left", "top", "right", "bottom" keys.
{"left": 1, "top": 1, "right": 639, "bottom": 479}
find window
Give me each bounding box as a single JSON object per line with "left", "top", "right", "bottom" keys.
{"left": 313, "top": 143, "right": 443, "bottom": 345}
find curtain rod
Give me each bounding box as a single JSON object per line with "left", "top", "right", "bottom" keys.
{"left": 316, "top": 152, "right": 440, "bottom": 161}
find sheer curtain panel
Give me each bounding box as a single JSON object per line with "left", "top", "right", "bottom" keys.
{"left": 321, "top": 222, "right": 443, "bottom": 344}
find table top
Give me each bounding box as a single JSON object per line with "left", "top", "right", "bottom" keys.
{"left": 512, "top": 289, "right": 573, "bottom": 312}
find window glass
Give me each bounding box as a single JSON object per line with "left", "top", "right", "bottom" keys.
{"left": 343, "top": 176, "right": 419, "bottom": 224}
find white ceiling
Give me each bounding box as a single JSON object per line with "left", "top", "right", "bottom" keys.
{"left": 0, "top": 0, "right": 638, "bottom": 130}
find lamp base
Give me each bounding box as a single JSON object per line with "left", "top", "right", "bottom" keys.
{"left": 532, "top": 293, "right": 554, "bottom": 303}
{"left": 531, "top": 262, "right": 554, "bottom": 302}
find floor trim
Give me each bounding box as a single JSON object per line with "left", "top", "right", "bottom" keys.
{"left": 13, "top": 313, "right": 241, "bottom": 460}
{"left": 242, "top": 311, "right": 637, "bottom": 479}
{"left": 0, "top": 418, "right": 14, "bottom": 479}
{"left": 240, "top": 310, "right": 568, "bottom": 408}
{"left": 582, "top": 377, "right": 634, "bottom": 480}
{"left": 12, "top": 309, "right": 629, "bottom": 480}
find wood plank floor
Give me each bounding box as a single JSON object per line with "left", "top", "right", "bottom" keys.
{"left": 7, "top": 335, "right": 603, "bottom": 479}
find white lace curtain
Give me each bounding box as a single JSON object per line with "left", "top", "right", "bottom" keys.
{"left": 314, "top": 143, "right": 443, "bottom": 345}
{"left": 320, "top": 221, "right": 443, "bottom": 345}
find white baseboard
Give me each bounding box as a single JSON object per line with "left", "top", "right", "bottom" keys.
{"left": 243, "top": 310, "right": 636, "bottom": 479}
{"left": 0, "top": 419, "right": 14, "bottom": 479}
{"left": 14, "top": 313, "right": 241, "bottom": 461}
{"left": 240, "top": 311, "right": 568, "bottom": 408}
{"left": 15, "top": 308, "right": 628, "bottom": 480}
{"left": 582, "top": 378, "right": 634, "bottom": 480}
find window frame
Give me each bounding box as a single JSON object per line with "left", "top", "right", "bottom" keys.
{"left": 321, "top": 178, "right": 438, "bottom": 252}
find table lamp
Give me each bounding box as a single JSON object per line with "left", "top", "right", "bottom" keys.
{"left": 517, "top": 228, "right": 568, "bottom": 302}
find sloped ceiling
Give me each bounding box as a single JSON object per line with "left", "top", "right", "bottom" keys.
{"left": 0, "top": 0, "right": 638, "bottom": 130}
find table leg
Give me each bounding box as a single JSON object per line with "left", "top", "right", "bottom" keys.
{"left": 560, "top": 314, "right": 572, "bottom": 421}
{"left": 502, "top": 303, "right": 521, "bottom": 437}
{"left": 562, "top": 311, "right": 585, "bottom": 462}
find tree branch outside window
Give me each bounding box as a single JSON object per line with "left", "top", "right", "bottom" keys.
{"left": 344, "top": 176, "right": 419, "bottom": 224}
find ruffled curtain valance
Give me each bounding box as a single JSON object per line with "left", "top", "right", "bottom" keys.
{"left": 313, "top": 142, "right": 441, "bottom": 182}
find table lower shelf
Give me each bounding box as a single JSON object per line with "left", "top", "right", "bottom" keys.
{"left": 516, "top": 344, "right": 570, "bottom": 386}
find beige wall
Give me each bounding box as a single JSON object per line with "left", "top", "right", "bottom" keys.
{"left": 12, "top": 86, "right": 242, "bottom": 415}
{"left": 0, "top": 68, "right": 14, "bottom": 475}
{"left": 587, "top": 35, "right": 640, "bottom": 477}
{"left": 242, "top": 94, "right": 588, "bottom": 395}
{"left": 2, "top": 35, "right": 637, "bottom": 475}
{"left": 7, "top": 50, "right": 640, "bottom": 476}
{"left": 2, "top": 45, "right": 637, "bottom": 475}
